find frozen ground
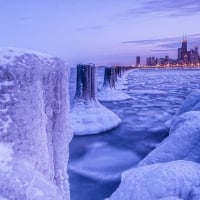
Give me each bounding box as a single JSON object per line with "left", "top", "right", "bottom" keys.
{"left": 69, "top": 68, "right": 200, "bottom": 200}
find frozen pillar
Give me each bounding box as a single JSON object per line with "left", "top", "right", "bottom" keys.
{"left": 74, "top": 64, "right": 96, "bottom": 103}
{"left": 103, "top": 67, "right": 116, "bottom": 89}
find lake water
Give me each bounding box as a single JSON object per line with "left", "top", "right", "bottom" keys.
{"left": 68, "top": 68, "right": 200, "bottom": 200}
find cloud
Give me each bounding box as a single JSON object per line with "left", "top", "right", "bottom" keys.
{"left": 76, "top": 25, "right": 106, "bottom": 31}
{"left": 19, "top": 17, "right": 32, "bottom": 21}
{"left": 122, "top": 34, "right": 200, "bottom": 49}
{"left": 123, "top": 0, "right": 200, "bottom": 17}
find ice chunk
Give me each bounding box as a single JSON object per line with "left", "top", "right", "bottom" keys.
{"left": 107, "top": 160, "right": 200, "bottom": 200}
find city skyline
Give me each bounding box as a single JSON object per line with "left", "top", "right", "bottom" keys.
{"left": 145, "top": 37, "right": 200, "bottom": 67}
{"left": 0, "top": 0, "right": 200, "bottom": 66}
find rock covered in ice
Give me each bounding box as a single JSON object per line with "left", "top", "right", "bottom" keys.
{"left": 165, "top": 90, "right": 200, "bottom": 128}
{"left": 107, "top": 160, "right": 200, "bottom": 200}
{"left": 71, "top": 101, "right": 121, "bottom": 135}
{"left": 0, "top": 48, "right": 72, "bottom": 200}
{"left": 139, "top": 111, "right": 200, "bottom": 166}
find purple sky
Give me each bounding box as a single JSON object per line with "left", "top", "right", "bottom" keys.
{"left": 0, "top": 0, "right": 200, "bottom": 66}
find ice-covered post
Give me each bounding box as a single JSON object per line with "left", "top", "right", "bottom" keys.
{"left": 103, "top": 67, "right": 116, "bottom": 89}
{"left": 74, "top": 64, "right": 96, "bottom": 103}
{"left": 0, "top": 48, "right": 72, "bottom": 200}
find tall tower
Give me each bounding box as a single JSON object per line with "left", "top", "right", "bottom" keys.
{"left": 136, "top": 56, "right": 140, "bottom": 66}
{"left": 181, "top": 36, "right": 187, "bottom": 60}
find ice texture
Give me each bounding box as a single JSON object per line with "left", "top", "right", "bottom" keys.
{"left": 0, "top": 48, "right": 72, "bottom": 200}
{"left": 107, "top": 160, "right": 200, "bottom": 200}
{"left": 139, "top": 111, "right": 200, "bottom": 166}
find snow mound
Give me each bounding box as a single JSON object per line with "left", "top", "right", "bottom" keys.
{"left": 71, "top": 101, "right": 121, "bottom": 135}
{"left": 107, "top": 160, "right": 200, "bottom": 200}
{"left": 139, "top": 111, "right": 200, "bottom": 166}
{"left": 98, "top": 87, "right": 131, "bottom": 101}
{"left": 165, "top": 90, "right": 200, "bottom": 128}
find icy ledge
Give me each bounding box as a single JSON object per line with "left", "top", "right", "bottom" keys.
{"left": 0, "top": 48, "right": 72, "bottom": 200}
{"left": 107, "top": 160, "right": 200, "bottom": 200}
{"left": 71, "top": 101, "right": 121, "bottom": 135}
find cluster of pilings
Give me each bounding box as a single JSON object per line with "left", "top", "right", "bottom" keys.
{"left": 74, "top": 64, "right": 132, "bottom": 103}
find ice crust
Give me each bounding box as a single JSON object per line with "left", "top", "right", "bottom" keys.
{"left": 71, "top": 101, "right": 121, "bottom": 135}
{"left": 0, "top": 48, "right": 72, "bottom": 200}
{"left": 108, "top": 160, "right": 200, "bottom": 200}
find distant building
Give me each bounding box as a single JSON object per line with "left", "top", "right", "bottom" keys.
{"left": 181, "top": 39, "right": 187, "bottom": 60}
{"left": 136, "top": 56, "right": 140, "bottom": 66}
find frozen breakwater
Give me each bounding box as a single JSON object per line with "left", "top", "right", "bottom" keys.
{"left": 0, "top": 48, "right": 72, "bottom": 200}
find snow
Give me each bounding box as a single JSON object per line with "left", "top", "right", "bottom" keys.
{"left": 139, "top": 111, "right": 200, "bottom": 166}
{"left": 107, "top": 160, "right": 200, "bottom": 200}
{"left": 98, "top": 87, "right": 132, "bottom": 101}
{"left": 0, "top": 47, "right": 51, "bottom": 66}
{"left": 0, "top": 48, "right": 72, "bottom": 200}
{"left": 71, "top": 101, "right": 121, "bottom": 135}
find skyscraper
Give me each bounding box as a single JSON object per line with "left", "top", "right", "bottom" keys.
{"left": 136, "top": 56, "right": 140, "bottom": 66}
{"left": 181, "top": 38, "right": 187, "bottom": 60}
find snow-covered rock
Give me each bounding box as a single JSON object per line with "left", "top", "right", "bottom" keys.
{"left": 0, "top": 48, "right": 72, "bottom": 200}
{"left": 107, "top": 160, "right": 200, "bottom": 200}
{"left": 165, "top": 90, "right": 200, "bottom": 128}
{"left": 139, "top": 111, "right": 200, "bottom": 166}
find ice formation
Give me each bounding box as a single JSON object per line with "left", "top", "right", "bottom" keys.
{"left": 0, "top": 48, "right": 72, "bottom": 200}
{"left": 71, "top": 64, "right": 121, "bottom": 135}
{"left": 107, "top": 160, "right": 200, "bottom": 200}
{"left": 98, "top": 67, "right": 131, "bottom": 101}
{"left": 139, "top": 111, "right": 200, "bottom": 166}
